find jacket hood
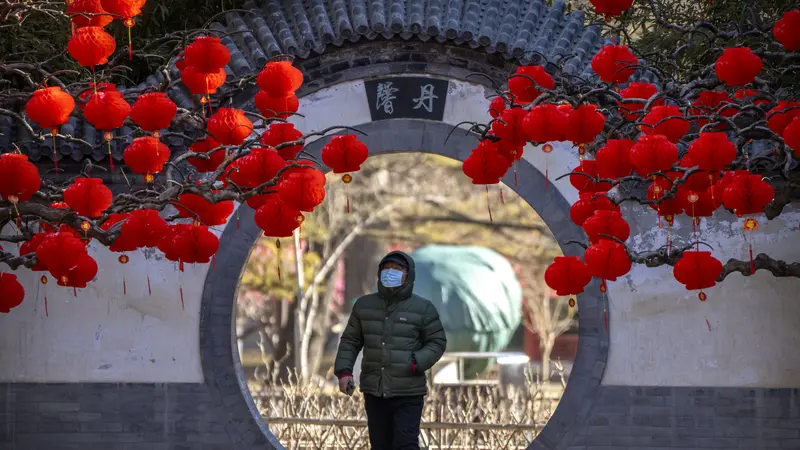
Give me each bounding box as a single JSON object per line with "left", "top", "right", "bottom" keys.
{"left": 377, "top": 251, "right": 415, "bottom": 301}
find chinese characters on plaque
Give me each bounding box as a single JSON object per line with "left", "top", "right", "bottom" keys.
{"left": 364, "top": 77, "right": 449, "bottom": 121}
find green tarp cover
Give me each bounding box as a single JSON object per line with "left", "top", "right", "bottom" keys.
{"left": 410, "top": 245, "right": 522, "bottom": 377}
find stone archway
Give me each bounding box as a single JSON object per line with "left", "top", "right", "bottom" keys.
{"left": 202, "top": 114, "right": 608, "bottom": 449}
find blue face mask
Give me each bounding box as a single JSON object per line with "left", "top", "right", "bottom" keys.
{"left": 380, "top": 269, "right": 404, "bottom": 288}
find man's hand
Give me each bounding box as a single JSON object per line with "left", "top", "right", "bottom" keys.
{"left": 338, "top": 376, "right": 355, "bottom": 395}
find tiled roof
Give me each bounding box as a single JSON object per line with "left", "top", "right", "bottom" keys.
{"left": 3, "top": 0, "right": 645, "bottom": 163}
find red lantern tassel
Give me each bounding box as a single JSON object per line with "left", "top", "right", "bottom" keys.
{"left": 499, "top": 186, "right": 505, "bottom": 205}
{"left": 705, "top": 317, "right": 712, "bottom": 331}
{"left": 346, "top": 196, "right": 351, "bottom": 214}
{"left": 147, "top": 274, "right": 152, "bottom": 296}
{"left": 180, "top": 282, "right": 185, "bottom": 311}
{"left": 603, "top": 308, "right": 608, "bottom": 332}
{"left": 51, "top": 130, "right": 59, "bottom": 173}
{"left": 484, "top": 185, "right": 493, "bottom": 223}
{"left": 44, "top": 295, "right": 49, "bottom": 317}
{"left": 123, "top": 276, "right": 127, "bottom": 296}
{"left": 126, "top": 21, "right": 134, "bottom": 60}
{"left": 513, "top": 162, "right": 518, "bottom": 187}
{"left": 212, "top": 255, "right": 217, "bottom": 271}
{"left": 276, "top": 239, "right": 282, "bottom": 281}
{"left": 73, "top": 287, "right": 77, "bottom": 297}
{"left": 749, "top": 244, "right": 755, "bottom": 274}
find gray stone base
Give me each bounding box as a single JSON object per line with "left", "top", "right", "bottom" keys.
{"left": 2, "top": 383, "right": 798, "bottom": 449}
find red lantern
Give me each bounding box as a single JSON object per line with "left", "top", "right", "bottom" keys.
{"left": 67, "top": 26, "right": 116, "bottom": 67}
{"left": 629, "top": 134, "right": 678, "bottom": 176}
{"left": 678, "top": 153, "right": 721, "bottom": 191}
{"left": 686, "top": 132, "right": 737, "bottom": 172}
{"left": 492, "top": 108, "right": 530, "bottom": 148}
{"left": 647, "top": 177, "right": 683, "bottom": 221}
{"left": 507, "top": 65, "right": 554, "bottom": 104}
{"left": 321, "top": 135, "right": 370, "bottom": 173}
{"left": 63, "top": 178, "right": 113, "bottom": 218}
{"left": 773, "top": 10, "right": 800, "bottom": 52}
{"left": 589, "top": 0, "right": 634, "bottom": 19}
{"left": 123, "top": 136, "right": 170, "bottom": 176}
{"left": 641, "top": 105, "right": 688, "bottom": 143}
{"left": 584, "top": 240, "right": 632, "bottom": 282}
{"left": 569, "top": 159, "right": 612, "bottom": 193}
{"left": 56, "top": 254, "right": 98, "bottom": 288}
{"left": 673, "top": 251, "right": 723, "bottom": 300}
{"left": 157, "top": 224, "right": 190, "bottom": 262}
{"left": 83, "top": 89, "right": 131, "bottom": 131}
{"left": 566, "top": 104, "right": 605, "bottom": 145}
{"left": 734, "top": 89, "right": 769, "bottom": 106}
{"left": 570, "top": 192, "right": 619, "bottom": 226}
{"left": 595, "top": 139, "right": 634, "bottom": 179}
{"left": 277, "top": 164, "right": 327, "bottom": 212}
{"left": 186, "top": 137, "right": 224, "bottom": 173}
{"left": 19, "top": 233, "right": 50, "bottom": 271}
{"left": 254, "top": 195, "right": 304, "bottom": 238}
{"left": 544, "top": 256, "right": 592, "bottom": 296}
{"left": 591, "top": 45, "right": 637, "bottom": 83}
{"left": 679, "top": 187, "right": 718, "bottom": 219}
{"left": 172, "top": 225, "right": 220, "bottom": 264}
{"left": 174, "top": 193, "right": 234, "bottom": 226}
{"left": 582, "top": 209, "right": 630, "bottom": 244}
{"left": 784, "top": 118, "right": 800, "bottom": 151}
{"left": 619, "top": 82, "right": 661, "bottom": 120}
{"left": 715, "top": 47, "right": 762, "bottom": 87}
{"left": 181, "top": 66, "right": 227, "bottom": 95}
{"left": 489, "top": 96, "right": 507, "bottom": 118}
{"left": 130, "top": 92, "right": 177, "bottom": 133}
{"left": 100, "top": 0, "right": 145, "bottom": 19}
{"left": 25, "top": 87, "right": 75, "bottom": 133}
{"left": 67, "top": 0, "right": 113, "bottom": 28}
{"left": 36, "top": 232, "right": 88, "bottom": 279}
{"left": 722, "top": 174, "right": 775, "bottom": 216}
{"left": 261, "top": 123, "right": 305, "bottom": 161}
{"left": 256, "top": 61, "right": 304, "bottom": 97}
{"left": 254, "top": 91, "right": 300, "bottom": 119}
{"left": 183, "top": 36, "right": 230, "bottom": 73}
{"left": 232, "top": 147, "right": 287, "bottom": 188}
{"left": 77, "top": 82, "right": 114, "bottom": 110}
{"left": 121, "top": 209, "right": 169, "bottom": 248}
{"left": 522, "top": 104, "right": 568, "bottom": 143}
{"left": 207, "top": 108, "right": 253, "bottom": 145}
{"left": 0, "top": 273, "right": 25, "bottom": 313}
{"left": 0, "top": 153, "right": 42, "bottom": 202}
{"left": 767, "top": 101, "right": 800, "bottom": 135}
{"left": 462, "top": 140, "right": 509, "bottom": 185}
{"left": 690, "top": 91, "right": 736, "bottom": 129}
{"left": 100, "top": 213, "right": 138, "bottom": 252}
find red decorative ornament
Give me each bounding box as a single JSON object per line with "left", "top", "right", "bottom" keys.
{"left": 773, "top": 10, "right": 800, "bottom": 52}
{"left": 0, "top": 273, "right": 25, "bottom": 314}
{"left": 254, "top": 91, "right": 300, "bottom": 119}
{"left": 67, "top": 26, "right": 116, "bottom": 67}
{"left": 254, "top": 195, "right": 304, "bottom": 238}
{"left": 207, "top": 108, "right": 253, "bottom": 145}
{"left": 35, "top": 232, "right": 88, "bottom": 279}
{"left": 584, "top": 240, "right": 632, "bottom": 282}
{"left": 678, "top": 153, "right": 721, "bottom": 191}
{"left": 56, "top": 254, "right": 98, "bottom": 289}
{"left": 277, "top": 163, "right": 327, "bottom": 212}
{"left": 25, "top": 87, "right": 76, "bottom": 132}
{"left": 569, "top": 159, "right": 612, "bottom": 193}
{"left": 690, "top": 91, "right": 737, "bottom": 129}
{"left": 0, "top": 153, "right": 42, "bottom": 202}
{"left": 714, "top": 47, "right": 762, "bottom": 87}
{"left": 595, "top": 139, "right": 634, "bottom": 179}
{"left": 673, "top": 251, "right": 723, "bottom": 300}
{"left": 123, "top": 136, "right": 171, "bottom": 176}
{"left": 187, "top": 137, "right": 225, "bottom": 173}
{"left": 256, "top": 61, "right": 304, "bottom": 97}
{"left": 83, "top": 89, "right": 131, "bottom": 131}
{"left": 507, "top": 65, "right": 554, "bottom": 104}
{"left": 157, "top": 224, "right": 190, "bottom": 262}
{"left": 174, "top": 193, "right": 234, "bottom": 226}
{"left": 321, "top": 135, "right": 370, "bottom": 173}
{"left": 67, "top": 0, "right": 113, "bottom": 28}
{"left": 130, "top": 92, "right": 177, "bottom": 133}
{"left": 77, "top": 82, "right": 114, "bottom": 110}
{"left": 589, "top": 0, "right": 634, "bottom": 20}
{"left": 489, "top": 96, "right": 507, "bottom": 118}
{"left": 784, "top": 118, "right": 800, "bottom": 151}
{"left": 492, "top": 108, "right": 530, "bottom": 148}
{"left": 544, "top": 256, "right": 592, "bottom": 296}
{"left": 522, "top": 104, "right": 568, "bottom": 143}
{"left": 734, "top": 89, "right": 769, "bottom": 107}
{"left": 569, "top": 192, "right": 619, "bottom": 226}
{"left": 231, "top": 147, "right": 287, "bottom": 188}
{"left": 181, "top": 66, "right": 227, "bottom": 95}
{"left": 100, "top": 213, "right": 138, "bottom": 252}
{"left": 629, "top": 134, "right": 679, "bottom": 176}
{"left": 100, "top": 0, "right": 146, "bottom": 19}
{"left": 722, "top": 174, "right": 775, "bottom": 216}
{"left": 121, "top": 209, "right": 169, "bottom": 248}
{"left": 640, "top": 105, "right": 688, "bottom": 143}
{"left": 619, "top": 82, "right": 661, "bottom": 120}
{"left": 64, "top": 178, "right": 112, "bottom": 218}
{"left": 582, "top": 209, "right": 630, "bottom": 244}
{"left": 591, "top": 45, "right": 638, "bottom": 83}
{"left": 679, "top": 187, "right": 718, "bottom": 219}
{"left": 171, "top": 225, "right": 220, "bottom": 264}
{"left": 566, "top": 104, "right": 606, "bottom": 145}
{"left": 462, "top": 140, "right": 509, "bottom": 185}
{"left": 19, "top": 233, "right": 50, "bottom": 271}
{"left": 261, "top": 123, "right": 305, "bottom": 161}
{"left": 686, "top": 132, "right": 737, "bottom": 172}
{"left": 766, "top": 101, "right": 800, "bottom": 135}
{"left": 647, "top": 177, "right": 683, "bottom": 222}
{"left": 183, "top": 36, "right": 230, "bottom": 73}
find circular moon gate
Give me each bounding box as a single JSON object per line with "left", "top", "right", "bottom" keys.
{"left": 200, "top": 118, "right": 608, "bottom": 450}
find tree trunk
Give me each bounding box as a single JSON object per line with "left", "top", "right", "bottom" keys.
{"left": 540, "top": 335, "right": 555, "bottom": 382}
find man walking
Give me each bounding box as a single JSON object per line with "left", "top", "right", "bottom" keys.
{"left": 335, "top": 251, "right": 447, "bottom": 450}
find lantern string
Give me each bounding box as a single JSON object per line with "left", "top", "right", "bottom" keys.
{"left": 127, "top": 24, "right": 133, "bottom": 60}
{"left": 276, "top": 239, "right": 282, "bottom": 282}
{"left": 484, "top": 185, "right": 493, "bottom": 223}
{"left": 705, "top": 317, "right": 712, "bottom": 332}
{"left": 544, "top": 154, "right": 549, "bottom": 190}
{"left": 52, "top": 132, "right": 59, "bottom": 173}
{"left": 107, "top": 140, "right": 114, "bottom": 172}
{"left": 147, "top": 274, "right": 152, "bottom": 296}
{"left": 345, "top": 181, "right": 351, "bottom": 214}
{"left": 41, "top": 275, "right": 49, "bottom": 318}
{"left": 178, "top": 269, "right": 185, "bottom": 311}
{"left": 73, "top": 287, "right": 77, "bottom": 297}
{"left": 123, "top": 275, "right": 127, "bottom": 296}
{"left": 498, "top": 186, "right": 505, "bottom": 205}
{"left": 513, "top": 161, "right": 518, "bottom": 187}
{"left": 212, "top": 255, "right": 217, "bottom": 271}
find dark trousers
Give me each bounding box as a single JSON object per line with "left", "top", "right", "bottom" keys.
{"left": 364, "top": 394, "right": 424, "bottom": 450}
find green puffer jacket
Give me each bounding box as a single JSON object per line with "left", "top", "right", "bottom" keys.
{"left": 334, "top": 251, "right": 447, "bottom": 398}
